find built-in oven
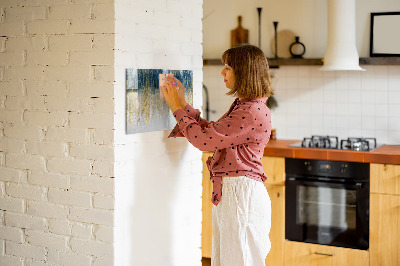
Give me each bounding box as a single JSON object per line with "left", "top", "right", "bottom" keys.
{"left": 285, "top": 158, "right": 369, "bottom": 250}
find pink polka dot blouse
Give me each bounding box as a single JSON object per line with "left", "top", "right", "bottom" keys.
{"left": 169, "top": 97, "right": 272, "bottom": 206}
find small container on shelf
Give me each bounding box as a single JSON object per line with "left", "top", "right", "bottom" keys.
{"left": 289, "top": 36, "right": 306, "bottom": 59}
{"left": 270, "top": 129, "right": 277, "bottom": 140}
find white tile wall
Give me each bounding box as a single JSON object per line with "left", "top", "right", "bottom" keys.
{"left": 203, "top": 65, "right": 400, "bottom": 144}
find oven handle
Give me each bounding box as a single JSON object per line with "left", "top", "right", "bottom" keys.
{"left": 286, "top": 177, "right": 364, "bottom": 189}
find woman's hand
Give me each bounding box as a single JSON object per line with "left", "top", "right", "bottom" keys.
{"left": 160, "top": 77, "right": 183, "bottom": 113}
{"left": 172, "top": 76, "right": 187, "bottom": 108}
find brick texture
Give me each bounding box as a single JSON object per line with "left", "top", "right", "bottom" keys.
{"left": 0, "top": 0, "right": 204, "bottom": 265}
{"left": 6, "top": 241, "right": 47, "bottom": 261}
{"left": 0, "top": 2, "right": 117, "bottom": 253}
{"left": 5, "top": 212, "right": 48, "bottom": 231}
{"left": 47, "top": 250, "right": 92, "bottom": 266}
{"left": 0, "top": 226, "right": 24, "bottom": 243}
{"left": 25, "top": 230, "right": 69, "bottom": 251}
{"left": 27, "top": 200, "right": 69, "bottom": 219}
{"left": 69, "top": 207, "right": 113, "bottom": 226}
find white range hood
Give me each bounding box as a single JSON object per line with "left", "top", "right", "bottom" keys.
{"left": 320, "top": 0, "right": 365, "bottom": 71}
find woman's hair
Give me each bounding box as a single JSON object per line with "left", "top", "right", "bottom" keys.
{"left": 221, "top": 44, "right": 273, "bottom": 99}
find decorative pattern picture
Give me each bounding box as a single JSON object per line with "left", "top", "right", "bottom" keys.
{"left": 126, "top": 69, "right": 193, "bottom": 134}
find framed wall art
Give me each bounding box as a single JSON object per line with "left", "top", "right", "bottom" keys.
{"left": 370, "top": 12, "right": 400, "bottom": 57}
{"left": 126, "top": 69, "right": 193, "bottom": 134}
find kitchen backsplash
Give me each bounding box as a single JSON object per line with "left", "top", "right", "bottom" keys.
{"left": 203, "top": 65, "right": 400, "bottom": 144}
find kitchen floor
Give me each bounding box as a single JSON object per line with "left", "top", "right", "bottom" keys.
{"left": 202, "top": 257, "right": 211, "bottom": 266}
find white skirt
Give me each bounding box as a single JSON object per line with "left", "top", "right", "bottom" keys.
{"left": 212, "top": 176, "right": 271, "bottom": 266}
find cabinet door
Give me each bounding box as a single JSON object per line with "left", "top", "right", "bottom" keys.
{"left": 202, "top": 152, "right": 213, "bottom": 258}
{"left": 264, "top": 184, "right": 284, "bottom": 266}
{"left": 370, "top": 164, "right": 400, "bottom": 195}
{"left": 370, "top": 193, "right": 400, "bottom": 266}
{"left": 262, "top": 156, "right": 285, "bottom": 186}
{"left": 284, "top": 241, "right": 369, "bottom": 266}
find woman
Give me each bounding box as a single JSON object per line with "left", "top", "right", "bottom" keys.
{"left": 161, "top": 44, "right": 273, "bottom": 266}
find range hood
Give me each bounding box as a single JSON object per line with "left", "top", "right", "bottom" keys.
{"left": 320, "top": 0, "right": 365, "bottom": 71}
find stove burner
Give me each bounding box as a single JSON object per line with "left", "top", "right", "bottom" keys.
{"left": 340, "top": 137, "right": 377, "bottom": 151}
{"left": 295, "top": 136, "right": 378, "bottom": 151}
{"left": 301, "top": 135, "right": 339, "bottom": 149}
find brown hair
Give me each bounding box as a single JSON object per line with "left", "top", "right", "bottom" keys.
{"left": 221, "top": 44, "right": 273, "bottom": 99}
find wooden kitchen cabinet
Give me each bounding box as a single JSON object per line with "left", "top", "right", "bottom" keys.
{"left": 264, "top": 184, "right": 285, "bottom": 266}
{"left": 370, "top": 163, "right": 400, "bottom": 266}
{"left": 202, "top": 152, "right": 213, "bottom": 258}
{"left": 284, "top": 241, "right": 369, "bottom": 266}
{"left": 370, "top": 193, "right": 400, "bottom": 266}
{"left": 201, "top": 154, "right": 286, "bottom": 266}
{"left": 370, "top": 163, "right": 400, "bottom": 195}
{"left": 261, "top": 156, "right": 285, "bottom": 266}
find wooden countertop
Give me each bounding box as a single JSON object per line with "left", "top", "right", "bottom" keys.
{"left": 263, "top": 139, "right": 400, "bottom": 165}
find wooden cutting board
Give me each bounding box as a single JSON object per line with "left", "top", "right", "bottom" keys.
{"left": 231, "top": 16, "right": 249, "bottom": 48}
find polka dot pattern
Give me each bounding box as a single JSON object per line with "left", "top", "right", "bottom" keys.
{"left": 168, "top": 97, "right": 272, "bottom": 206}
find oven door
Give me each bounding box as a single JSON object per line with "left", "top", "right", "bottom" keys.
{"left": 285, "top": 177, "right": 369, "bottom": 250}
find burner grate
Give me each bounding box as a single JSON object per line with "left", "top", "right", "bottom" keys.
{"left": 301, "top": 135, "right": 339, "bottom": 149}
{"left": 296, "top": 136, "right": 378, "bottom": 151}
{"left": 340, "top": 137, "right": 377, "bottom": 151}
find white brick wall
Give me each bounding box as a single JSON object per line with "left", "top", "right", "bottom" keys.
{"left": 6, "top": 241, "right": 47, "bottom": 261}
{"left": 5, "top": 213, "right": 48, "bottom": 231}
{"left": 114, "top": 0, "right": 203, "bottom": 265}
{"left": 47, "top": 250, "right": 92, "bottom": 266}
{"left": 0, "top": 0, "right": 115, "bottom": 265}
{"left": 1, "top": 0, "right": 204, "bottom": 265}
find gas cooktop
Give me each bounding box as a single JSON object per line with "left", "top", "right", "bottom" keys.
{"left": 289, "top": 135, "right": 382, "bottom": 151}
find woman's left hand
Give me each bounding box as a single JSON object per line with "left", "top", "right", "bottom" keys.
{"left": 160, "top": 76, "right": 183, "bottom": 113}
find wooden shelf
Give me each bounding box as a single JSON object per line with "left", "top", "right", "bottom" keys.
{"left": 268, "top": 58, "right": 323, "bottom": 67}
{"left": 203, "top": 57, "right": 400, "bottom": 67}
{"left": 359, "top": 57, "right": 400, "bottom": 65}
{"left": 203, "top": 58, "right": 323, "bottom": 67}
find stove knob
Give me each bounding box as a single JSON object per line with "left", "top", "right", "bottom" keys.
{"left": 305, "top": 162, "right": 312, "bottom": 171}
{"left": 340, "top": 164, "right": 347, "bottom": 174}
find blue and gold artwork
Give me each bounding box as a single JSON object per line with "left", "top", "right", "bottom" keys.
{"left": 126, "top": 69, "right": 193, "bottom": 134}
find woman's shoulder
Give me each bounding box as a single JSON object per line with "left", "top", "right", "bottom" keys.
{"left": 230, "top": 101, "right": 270, "bottom": 123}
{"left": 239, "top": 98, "right": 269, "bottom": 111}
{"left": 245, "top": 99, "right": 271, "bottom": 123}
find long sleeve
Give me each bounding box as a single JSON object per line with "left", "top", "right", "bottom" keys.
{"left": 168, "top": 104, "right": 211, "bottom": 138}
{"left": 169, "top": 97, "right": 271, "bottom": 206}
{"left": 172, "top": 105, "right": 257, "bottom": 152}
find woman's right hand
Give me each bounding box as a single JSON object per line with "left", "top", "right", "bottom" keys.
{"left": 168, "top": 76, "right": 187, "bottom": 108}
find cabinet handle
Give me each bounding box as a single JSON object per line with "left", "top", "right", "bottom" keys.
{"left": 314, "top": 252, "right": 335, "bottom": 257}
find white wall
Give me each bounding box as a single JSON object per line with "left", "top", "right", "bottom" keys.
{"left": 0, "top": 0, "right": 115, "bottom": 265}
{"left": 203, "top": 0, "right": 400, "bottom": 145}
{"left": 271, "top": 65, "right": 400, "bottom": 144}
{"left": 204, "top": 65, "right": 400, "bottom": 144}
{"left": 113, "top": 0, "right": 203, "bottom": 265}
{"left": 203, "top": 0, "right": 400, "bottom": 58}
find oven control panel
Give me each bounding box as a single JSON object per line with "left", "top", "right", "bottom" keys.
{"left": 286, "top": 158, "right": 369, "bottom": 180}
{"left": 318, "top": 162, "right": 331, "bottom": 173}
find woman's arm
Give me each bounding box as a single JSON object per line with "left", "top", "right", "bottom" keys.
{"left": 163, "top": 79, "right": 264, "bottom": 150}
{"left": 172, "top": 107, "right": 257, "bottom": 152}
{"left": 163, "top": 76, "right": 211, "bottom": 137}
{"left": 169, "top": 104, "right": 213, "bottom": 138}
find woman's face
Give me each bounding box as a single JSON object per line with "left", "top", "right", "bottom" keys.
{"left": 220, "top": 64, "right": 235, "bottom": 89}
